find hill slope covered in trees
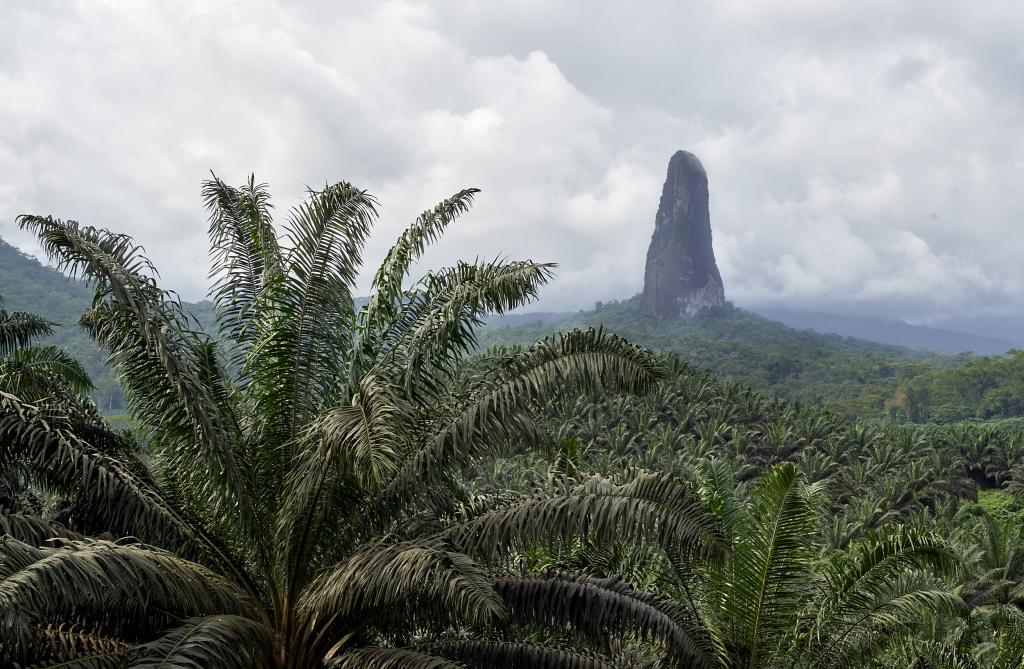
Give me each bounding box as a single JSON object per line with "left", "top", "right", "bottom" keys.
{"left": 5, "top": 235, "right": 1024, "bottom": 422}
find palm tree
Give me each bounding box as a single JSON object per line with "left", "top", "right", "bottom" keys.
{"left": 689, "top": 460, "right": 964, "bottom": 669}
{"left": 0, "top": 295, "right": 92, "bottom": 403}
{"left": 1, "top": 177, "right": 724, "bottom": 667}
{"left": 0, "top": 295, "right": 95, "bottom": 538}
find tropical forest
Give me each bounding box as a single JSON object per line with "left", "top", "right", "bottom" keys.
{"left": 5, "top": 2, "right": 1024, "bottom": 668}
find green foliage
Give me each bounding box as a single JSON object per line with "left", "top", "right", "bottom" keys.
{"left": 481, "top": 297, "right": 1024, "bottom": 424}
{"left": 1, "top": 177, "right": 694, "bottom": 668}
{"left": 0, "top": 237, "right": 217, "bottom": 412}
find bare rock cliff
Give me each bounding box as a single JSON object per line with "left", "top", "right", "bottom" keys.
{"left": 641, "top": 150, "right": 725, "bottom": 317}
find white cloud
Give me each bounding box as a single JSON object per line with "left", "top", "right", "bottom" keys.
{"left": 1, "top": 0, "right": 1023, "bottom": 322}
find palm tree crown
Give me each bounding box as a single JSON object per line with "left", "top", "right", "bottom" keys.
{"left": 2, "top": 177, "right": 723, "bottom": 667}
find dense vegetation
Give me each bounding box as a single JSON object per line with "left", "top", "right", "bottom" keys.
{"left": 9, "top": 235, "right": 1024, "bottom": 424}
{"left": 891, "top": 350, "right": 1024, "bottom": 423}
{"left": 481, "top": 297, "right": 1024, "bottom": 422}
{"left": 1, "top": 178, "right": 721, "bottom": 667}
{"left": 4, "top": 176, "right": 1024, "bottom": 667}
{"left": 0, "top": 239, "right": 215, "bottom": 412}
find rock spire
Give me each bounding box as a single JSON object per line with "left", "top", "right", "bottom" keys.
{"left": 641, "top": 150, "right": 725, "bottom": 317}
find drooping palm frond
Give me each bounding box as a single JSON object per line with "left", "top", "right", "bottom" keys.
{"left": 0, "top": 344, "right": 93, "bottom": 399}
{"left": 17, "top": 216, "right": 253, "bottom": 547}
{"left": 0, "top": 306, "right": 54, "bottom": 357}
{"left": 491, "top": 572, "right": 716, "bottom": 668}
{"left": 6, "top": 622, "right": 130, "bottom": 668}
{"left": 443, "top": 471, "right": 725, "bottom": 564}
{"left": 277, "top": 374, "right": 406, "bottom": 595}
{"left": 0, "top": 537, "right": 262, "bottom": 664}
{"left": 297, "top": 538, "right": 504, "bottom": 635}
{"left": 129, "top": 615, "right": 274, "bottom": 669}
{"left": 378, "top": 328, "right": 664, "bottom": 516}
{"left": 0, "top": 391, "right": 247, "bottom": 576}
{"left": 0, "top": 512, "right": 81, "bottom": 545}
{"left": 329, "top": 647, "right": 465, "bottom": 669}
{"left": 801, "top": 530, "right": 965, "bottom": 669}
{"left": 418, "top": 640, "right": 619, "bottom": 669}
{"left": 0, "top": 538, "right": 256, "bottom": 622}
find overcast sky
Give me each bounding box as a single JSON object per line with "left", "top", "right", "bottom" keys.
{"left": 2, "top": 0, "right": 1023, "bottom": 324}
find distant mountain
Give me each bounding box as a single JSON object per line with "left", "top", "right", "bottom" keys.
{"left": 0, "top": 237, "right": 214, "bottom": 411}
{"left": 925, "top": 313, "right": 1024, "bottom": 347}
{"left": 752, "top": 306, "right": 1022, "bottom": 356}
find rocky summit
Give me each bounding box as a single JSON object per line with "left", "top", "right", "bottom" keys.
{"left": 641, "top": 150, "right": 725, "bottom": 318}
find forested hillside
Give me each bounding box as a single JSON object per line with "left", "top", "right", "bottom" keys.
{"left": 6, "top": 235, "right": 1024, "bottom": 424}
{"left": 0, "top": 237, "right": 213, "bottom": 410}
{"left": 480, "top": 297, "right": 1024, "bottom": 422}
{"left": 481, "top": 297, "right": 946, "bottom": 417}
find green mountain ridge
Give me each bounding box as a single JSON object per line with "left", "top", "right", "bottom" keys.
{"left": 0, "top": 238, "right": 214, "bottom": 410}
{"left": 4, "top": 235, "right": 1023, "bottom": 423}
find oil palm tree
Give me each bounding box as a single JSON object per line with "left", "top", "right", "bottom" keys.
{"left": 689, "top": 460, "right": 964, "bottom": 669}
{"left": 1, "top": 176, "right": 724, "bottom": 667}
{"left": 0, "top": 295, "right": 92, "bottom": 404}
{"left": 0, "top": 295, "right": 96, "bottom": 540}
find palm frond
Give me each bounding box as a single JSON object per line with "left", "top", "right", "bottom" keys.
{"left": 0, "top": 538, "right": 256, "bottom": 627}
{"left": 0, "top": 345, "right": 93, "bottom": 398}
{"left": 0, "top": 308, "right": 54, "bottom": 356}
{"left": 386, "top": 259, "right": 556, "bottom": 389}
{"left": 329, "top": 647, "right": 465, "bottom": 669}
{"left": 420, "top": 640, "right": 618, "bottom": 669}
{"left": 697, "top": 457, "right": 747, "bottom": 544}
{"left": 491, "top": 572, "right": 715, "bottom": 668}
{"left": 203, "top": 173, "right": 282, "bottom": 359}
{"left": 250, "top": 182, "right": 377, "bottom": 441}
{"left": 363, "top": 188, "right": 479, "bottom": 331}
{"left": 725, "top": 462, "right": 823, "bottom": 668}
{"left": 128, "top": 615, "right": 273, "bottom": 668}
{"left": 4, "top": 622, "right": 129, "bottom": 668}
{"left": 278, "top": 374, "right": 405, "bottom": 596}
{"left": 443, "top": 471, "right": 725, "bottom": 564}
{"left": 0, "top": 391, "right": 249, "bottom": 578}
{"left": 298, "top": 539, "right": 503, "bottom": 631}
{"left": 0, "top": 512, "right": 82, "bottom": 545}
{"left": 378, "top": 328, "right": 663, "bottom": 515}
{"left": 806, "top": 530, "right": 966, "bottom": 668}
{"left": 17, "top": 216, "right": 252, "bottom": 544}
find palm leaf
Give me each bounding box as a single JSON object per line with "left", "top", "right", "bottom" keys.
{"left": 725, "top": 462, "right": 823, "bottom": 668}
{"left": 377, "top": 328, "right": 663, "bottom": 515}
{"left": 298, "top": 539, "right": 504, "bottom": 632}
{"left": 491, "top": 572, "right": 715, "bottom": 668}
{"left": 443, "top": 471, "right": 725, "bottom": 564}
{"left": 420, "top": 640, "right": 619, "bottom": 669}
{"left": 203, "top": 173, "right": 282, "bottom": 359}
{"left": 17, "top": 216, "right": 252, "bottom": 545}
{"left": 0, "top": 538, "right": 256, "bottom": 626}
{"left": 128, "top": 615, "right": 273, "bottom": 668}
{"left": 363, "top": 188, "right": 479, "bottom": 331}
{"left": 329, "top": 647, "right": 465, "bottom": 669}
{"left": 0, "top": 307, "right": 54, "bottom": 356}
{"left": 0, "top": 345, "right": 93, "bottom": 398}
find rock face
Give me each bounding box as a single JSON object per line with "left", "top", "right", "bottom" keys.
{"left": 641, "top": 150, "right": 725, "bottom": 317}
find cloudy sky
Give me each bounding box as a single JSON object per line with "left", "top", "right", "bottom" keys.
{"left": 2, "top": 0, "right": 1023, "bottom": 324}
